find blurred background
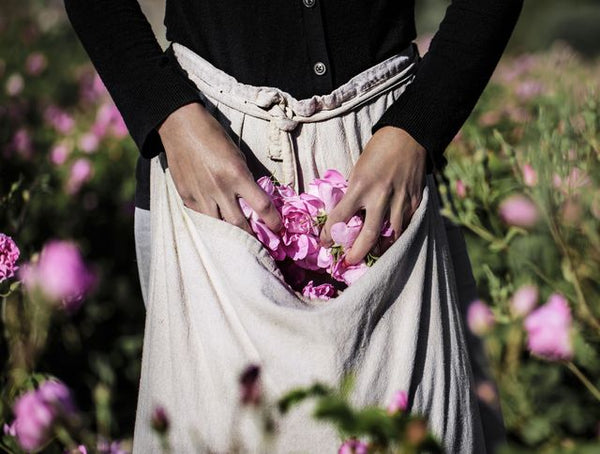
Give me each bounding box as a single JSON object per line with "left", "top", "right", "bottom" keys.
{"left": 1, "top": 0, "right": 600, "bottom": 453}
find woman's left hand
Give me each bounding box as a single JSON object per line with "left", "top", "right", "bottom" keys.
{"left": 319, "top": 126, "right": 428, "bottom": 265}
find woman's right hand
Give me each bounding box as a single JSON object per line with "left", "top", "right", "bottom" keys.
{"left": 157, "top": 102, "right": 283, "bottom": 236}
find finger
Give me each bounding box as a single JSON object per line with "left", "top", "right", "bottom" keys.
{"left": 388, "top": 192, "right": 406, "bottom": 242}
{"left": 319, "top": 192, "right": 361, "bottom": 247}
{"left": 219, "top": 196, "right": 255, "bottom": 235}
{"left": 345, "top": 201, "right": 387, "bottom": 265}
{"left": 404, "top": 191, "right": 423, "bottom": 229}
{"left": 238, "top": 179, "right": 283, "bottom": 233}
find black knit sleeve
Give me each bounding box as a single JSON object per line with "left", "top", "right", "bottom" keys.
{"left": 63, "top": 0, "right": 204, "bottom": 159}
{"left": 371, "top": 0, "right": 524, "bottom": 173}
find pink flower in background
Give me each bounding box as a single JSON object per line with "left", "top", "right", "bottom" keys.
{"left": 330, "top": 215, "right": 363, "bottom": 250}
{"left": 92, "top": 103, "right": 128, "bottom": 139}
{"left": 50, "top": 143, "right": 70, "bottom": 165}
{"left": 564, "top": 167, "right": 591, "bottom": 191}
{"left": 455, "top": 180, "right": 467, "bottom": 199}
{"left": 0, "top": 233, "right": 20, "bottom": 282}
{"left": 78, "top": 132, "right": 100, "bottom": 153}
{"left": 44, "top": 105, "right": 75, "bottom": 134}
{"left": 387, "top": 390, "right": 408, "bottom": 414}
{"left": 11, "top": 128, "right": 33, "bottom": 159}
{"left": 302, "top": 281, "right": 336, "bottom": 300}
{"left": 239, "top": 364, "right": 262, "bottom": 406}
{"left": 150, "top": 405, "right": 170, "bottom": 434}
{"left": 25, "top": 52, "right": 47, "bottom": 76}
{"left": 20, "top": 240, "right": 95, "bottom": 312}
{"left": 339, "top": 438, "right": 369, "bottom": 454}
{"left": 522, "top": 163, "right": 537, "bottom": 186}
{"left": 467, "top": 300, "right": 495, "bottom": 336}
{"left": 498, "top": 194, "right": 539, "bottom": 227}
{"left": 12, "top": 380, "right": 77, "bottom": 452}
{"left": 515, "top": 80, "right": 545, "bottom": 100}
{"left": 524, "top": 293, "right": 573, "bottom": 361}
{"left": 66, "top": 158, "right": 94, "bottom": 195}
{"left": 97, "top": 439, "right": 129, "bottom": 454}
{"left": 510, "top": 284, "right": 538, "bottom": 317}
{"left": 79, "top": 71, "right": 108, "bottom": 103}
{"left": 552, "top": 167, "right": 591, "bottom": 194}
{"left": 3, "top": 422, "right": 16, "bottom": 437}
{"left": 5, "top": 73, "right": 24, "bottom": 96}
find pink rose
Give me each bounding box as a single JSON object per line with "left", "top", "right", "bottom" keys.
{"left": 338, "top": 438, "right": 369, "bottom": 454}
{"left": 387, "top": 390, "right": 408, "bottom": 414}
{"left": 302, "top": 281, "right": 336, "bottom": 300}
{"left": 238, "top": 196, "right": 286, "bottom": 260}
{"left": 78, "top": 132, "right": 100, "bottom": 153}
{"left": 498, "top": 194, "right": 539, "bottom": 227}
{"left": 239, "top": 364, "right": 262, "bottom": 406}
{"left": 524, "top": 293, "right": 573, "bottom": 361}
{"left": 455, "top": 180, "right": 467, "bottom": 199}
{"left": 307, "top": 169, "right": 347, "bottom": 213}
{"left": 66, "top": 158, "right": 94, "bottom": 195}
{"left": 0, "top": 233, "right": 20, "bottom": 282}
{"left": 5, "top": 73, "right": 24, "bottom": 97}
{"left": 92, "top": 103, "right": 128, "bottom": 139}
{"left": 44, "top": 105, "right": 75, "bottom": 134}
{"left": 25, "top": 52, "right": 47, "bottom": 76}
{"left": 510, "top": 284, "right": 538, "bottom": 317}
{"left": 281, "top": 193, "right": 324, "bottom": 236}
{"left": 522, "top": 163, "right": 537, "bottom": 187}
{"left": 330, "top": 215, "right": 363, "bottom": 250}
{"left": 467, "top": 299, "right": 495, "bottom": 336}
{"left": 12, "top": 380, "right": 77, "bottom": 452}
{"left": 150, "top": 405, "right": 170, "bottom": 434}
{"left": 11, "top": 128, "right": 33, "bottom": 159}
{"left": 50, "top": 143, "right": 70, "bottom": 165}
{"left": 331, "top": 256, "right": 369, "bottom": 285}
{"left": 20, "top": 239, "right": 96, "bottom": 312}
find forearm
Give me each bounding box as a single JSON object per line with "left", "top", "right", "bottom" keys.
{"left": 63, "top": 0, "right": 204, "bottom": 159}
{"left": 371, "top": 0, "right": 524, "bottom": 172}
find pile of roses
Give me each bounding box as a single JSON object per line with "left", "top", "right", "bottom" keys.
{"left": 239, "top": 169, "right": 394, "bottom": 301}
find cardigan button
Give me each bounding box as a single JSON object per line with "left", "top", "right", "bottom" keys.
{"left": 313, "top": 61, "right": 326, "bottom": 76}
{"left": 303, "top": 0, "right": 316, "bottom": 7}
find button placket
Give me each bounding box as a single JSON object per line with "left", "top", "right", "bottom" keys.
{"left": 299, "top": 0, "right": 333, "bottom": 93}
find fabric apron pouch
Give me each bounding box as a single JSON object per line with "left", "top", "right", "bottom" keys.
{"left": 133, "top": 42, "right": 486, "bottom": 453}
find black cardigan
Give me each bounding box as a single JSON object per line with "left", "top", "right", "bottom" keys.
{"left": 62, "top": 0, "right": 524, "bottom": 210}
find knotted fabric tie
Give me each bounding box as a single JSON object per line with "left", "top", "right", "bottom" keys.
{"left": 255, "top": 91, "right": 301, "bottom": 191}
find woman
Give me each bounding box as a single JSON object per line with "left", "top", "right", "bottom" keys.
{"left": 64, "top": 1, "right": 523, "bottom": 452}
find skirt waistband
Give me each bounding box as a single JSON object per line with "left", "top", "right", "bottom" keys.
{"left": 167, "top": 41, "right": 421, "bottom": 124}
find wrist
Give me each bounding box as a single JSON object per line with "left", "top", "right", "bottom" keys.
{"left": 376, "top": 126, "right": 427, "bottom": 159}
{"left": 158, "top": 101, "right": 207, "bottom": 139}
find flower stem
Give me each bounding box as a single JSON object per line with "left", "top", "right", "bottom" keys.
{"left": 566, "top": 361, "right": 600, "bottom": 402}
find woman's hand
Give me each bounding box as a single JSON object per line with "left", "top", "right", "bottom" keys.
{"left": 319, "top": 126, "right": 427, "bottom": 265}
{"left": 157, "top": 102, "right": 283, "bottom": 236}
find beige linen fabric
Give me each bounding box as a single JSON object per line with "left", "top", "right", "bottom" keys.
{"left": 132, "top": 41, "right": 486, "bottom": 453}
